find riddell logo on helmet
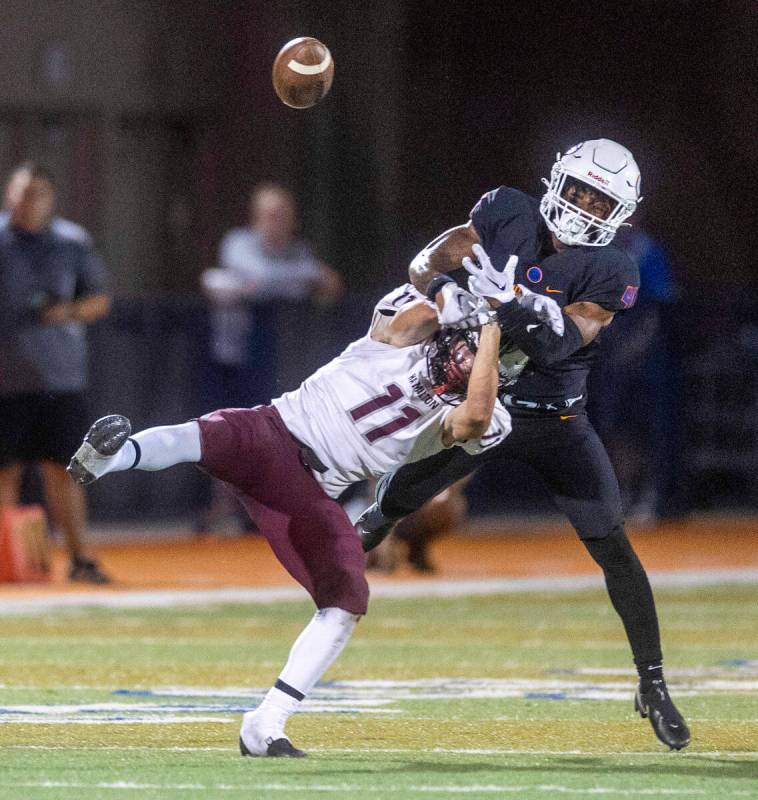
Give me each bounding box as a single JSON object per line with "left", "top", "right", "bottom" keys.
{"left": 587, "top": 171, "right": 610, "bottom": 186}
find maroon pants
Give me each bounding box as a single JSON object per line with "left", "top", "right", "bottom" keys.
{"left": 198, "top": 406, "right": 369, "bottom": 614}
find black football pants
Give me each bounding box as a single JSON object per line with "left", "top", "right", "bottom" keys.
{"left": 377, "top": 412, "right": 662, "bottom": 668}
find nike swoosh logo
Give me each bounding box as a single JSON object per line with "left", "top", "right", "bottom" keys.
{"left": 526, "top": 324, "right": 540, "bottom": 332}
{"left": 545, "top": 287, "right": 563, "bottom": 294}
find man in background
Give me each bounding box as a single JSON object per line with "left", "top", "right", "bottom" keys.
{"left": 0, "top": 163, "right": 111, "bottom": 583}
{"left": 198, "top": 182, "right": 343, "bottom": 533}
{"left": 1, "top": 162, "right": 93, "bottom": 247}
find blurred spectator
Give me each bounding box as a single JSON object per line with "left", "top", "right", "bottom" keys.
{"left": 198, "top": 182, "right": 343, "bottom": 533}
{"left": 589, "top": 227, "right": 682, "bottom": 522}
{"left": 0, "top": 163, "right": 112, "bottom": 582}
{"left": 0, "top": 162, "right": 93, "bottom": 247}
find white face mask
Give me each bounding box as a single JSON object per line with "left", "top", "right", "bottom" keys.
{"left": 539, "top": 139, "right": 641, "bottom": 247}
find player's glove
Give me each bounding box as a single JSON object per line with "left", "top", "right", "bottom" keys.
{"left": 436, "top": 282, "right": 494, "bottom": 329}
{"left": 516, "top": 285, "right": 565, "bottom": 336}
{"left": 463, "top": 244, "right": 517, "bottom": 305}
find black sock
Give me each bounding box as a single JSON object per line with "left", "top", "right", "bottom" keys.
{"left": 582, "top": 527, "right": 663, "bottom": 680}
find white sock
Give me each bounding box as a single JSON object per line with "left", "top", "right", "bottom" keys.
{"left": 97, "top": 422, "right": 202, "bottom": 476}
{"left": 250, "top": 607, "right": 359, "bottom": 738}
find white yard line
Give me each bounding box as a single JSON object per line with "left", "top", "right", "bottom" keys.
{"left": 0, "top": 780, "right": 755, "bottom": 796}
{"left": 5, "top": 744, "right": 758, "bottom": 758}
{"left": 0, "top": 568, "right": 756, "bottom": 615}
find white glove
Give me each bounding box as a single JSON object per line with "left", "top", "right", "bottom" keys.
{"left": 463, "top": 244, "right": 517, "bottom": 304}
{"left": 516, "top": 285, "right": 565, "bottom": 336}
{"left": 436, "top": 282, "right": 494, "bottom": 329}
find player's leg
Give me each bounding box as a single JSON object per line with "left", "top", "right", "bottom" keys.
{"left": 530, "top": 413, "right": 689, "bottom": 749}
{"left": 195, "top": 406, "right": 369, "bottom": 756}
{"left": 68, "top": 416, "right": 202, "bottom": 484}
{"left": 240, "top": 605, "right": 360, "bottom": 758}
{"left": 357, "top": 445, "right": 485, "bottom": 551}
{"left": 239, "top": 499, "right": 367, "bottom": 756}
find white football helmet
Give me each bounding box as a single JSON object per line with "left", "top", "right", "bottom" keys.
{"left": 539, "top": 138, "right": 641, "bottom": 247}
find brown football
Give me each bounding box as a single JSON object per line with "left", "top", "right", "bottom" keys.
{"left": 272, "top": 37, "right": 334, "bottom": 109}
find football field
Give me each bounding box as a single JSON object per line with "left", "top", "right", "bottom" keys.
{"left": 1, "top": 581, "right": 757, "bottom": 800}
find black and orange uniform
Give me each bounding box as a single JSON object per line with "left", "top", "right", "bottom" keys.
{"left": 377, "top": 187, "right": 664, "bottom": 678}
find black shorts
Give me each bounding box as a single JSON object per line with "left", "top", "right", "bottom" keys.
{"left": 0, "top": 393, "right": 89, "bottom": 467}
{"left": 377, "top": 411, "right": 623, "bottom": 541}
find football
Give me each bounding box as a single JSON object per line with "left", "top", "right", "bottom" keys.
{"left": 272, "top": 37, "right": 334, "bottom": 109}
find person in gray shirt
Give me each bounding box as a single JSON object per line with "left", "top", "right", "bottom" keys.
{"left": 0, "top": 163, "right": 111, "bottom": 583}
{"left": 202, "top": 182, "right": 343, "bottom": 381}
{"left": 198, "top": 182, "right": 343, "bottom": 533}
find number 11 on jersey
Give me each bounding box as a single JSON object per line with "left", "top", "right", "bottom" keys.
{"left": 349, "top": 384, "right": 422, "bottom": 444}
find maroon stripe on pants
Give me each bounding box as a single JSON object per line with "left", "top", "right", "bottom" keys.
{"left": 197, "top": 405, "right": 368, "bottom": 614}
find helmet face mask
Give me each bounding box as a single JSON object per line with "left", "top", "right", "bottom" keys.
{"left": 426, "top": 329, "right": 479, "bottom": 403}
{"left": 426, "top": 328, "right": 515, "bottom": 403}
{"left": 539, "top": 138, "right": 641, "bottom": 247}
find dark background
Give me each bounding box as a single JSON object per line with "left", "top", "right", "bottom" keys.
{"left": 0, "top": 1, "right": 753, "bottom": 294}
{"left": 1, "top": 1, "right": 756, "bottom": 518}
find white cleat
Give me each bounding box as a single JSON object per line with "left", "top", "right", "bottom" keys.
{"left": 239, "top": 710, "right": 306, "bottom": 758}
{"left": 67, "top": 415, "right": 132, "bottom": 485}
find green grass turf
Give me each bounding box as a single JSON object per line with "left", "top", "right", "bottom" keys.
{"left": 0, "top": 585, "right": 757, "bottom": 799}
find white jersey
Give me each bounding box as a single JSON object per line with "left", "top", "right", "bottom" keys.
{"left": 273, "top": 285, "right": 511, "bottom": 499}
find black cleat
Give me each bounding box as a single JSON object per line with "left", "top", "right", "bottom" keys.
{"left": 68, "top": 415, "right": 132, "bottom": 485}
{"left": 356, "top": 503, "right": 397, "bottom": 553}
{"left": 635, "top": 679, "right": 691, "bottom": 750}
{"left": 68, "top": 556, "right": 111, "bottom": 585}
{"left": 239, "top": 735, "right": 306, "bottom": 758}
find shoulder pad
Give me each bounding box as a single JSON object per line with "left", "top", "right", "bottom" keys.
{"left": 373, "top": 283, "right": 428, "bottom": 317}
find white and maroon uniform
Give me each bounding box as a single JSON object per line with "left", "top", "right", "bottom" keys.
{"left": 272, "top": 285, "right": 511, "bottom": 499}
{"left": 198, "top": 285, "right": 509, "bottom": 614}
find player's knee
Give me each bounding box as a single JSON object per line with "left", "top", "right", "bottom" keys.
{"left": 582, "top": 524, "right": 642, "bottom": 573}
{"left": 319, "top": 607, "right": 363, "bottom": 637}
{"left": 573, "top": 500, "right": 624, "bottom": 541}
{"left": 316, "top": 568, "right": 369, "bottom": 616}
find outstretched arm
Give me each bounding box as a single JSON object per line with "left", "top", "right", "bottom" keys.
{"left": 370, "top": 301, "right": 440, "bottom": 346}
{"left": 409, "top": 223, "right": 480, "bottom": 295}
{"left": 462, "top": 242, "right": 614, "bottom": 365}
{"left": 442, "top": 321, "right": 501, "bottom": 444}
{"left": 495, "top": 298, "right": 613, "bottom": 366}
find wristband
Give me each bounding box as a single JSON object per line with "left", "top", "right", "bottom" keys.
{"left": 425, "top": 274, "right": 456, "bottom": 302}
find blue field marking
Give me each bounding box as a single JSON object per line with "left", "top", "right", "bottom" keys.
{"left": 524, "top": 692, "right": 568, "bottom": 701}
{"left": 2, "top": 674, "right": 756, "bottom": 725}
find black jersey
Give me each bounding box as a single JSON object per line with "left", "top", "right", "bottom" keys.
{"left": 469, "top": 187, "right": 640, "bottom": 413}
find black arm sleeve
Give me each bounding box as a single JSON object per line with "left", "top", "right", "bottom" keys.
{"left": 495, "top": 299, "right": 585, "bottom": 366}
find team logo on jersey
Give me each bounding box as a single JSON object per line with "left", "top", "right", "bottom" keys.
{"left": 526, "top": 265, "right": 543, "bottom": 284}
{"left": 621, "top": 285, "right": 639, "bottom": 308}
